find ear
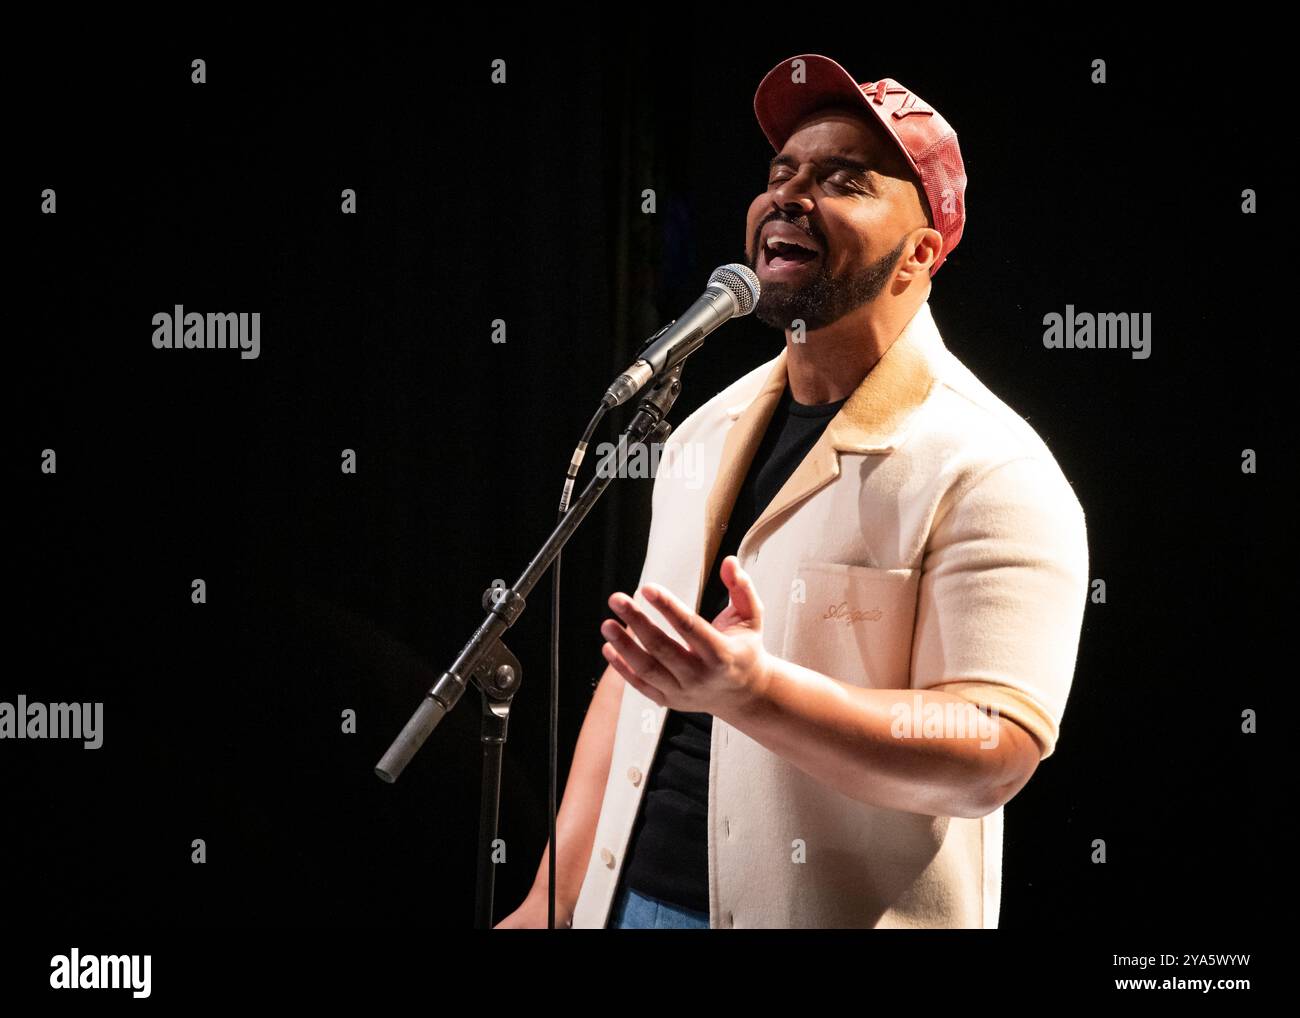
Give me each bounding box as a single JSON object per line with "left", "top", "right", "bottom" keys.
{"left": 897, "top": 226, "right": 943, "bottom": 283}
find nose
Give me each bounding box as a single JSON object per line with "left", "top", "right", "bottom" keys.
{"left": 769, "top": 164, "right": 816, "bottom": 216}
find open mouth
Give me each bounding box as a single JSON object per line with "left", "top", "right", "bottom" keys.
{"left": 762, "top": 236, "right": 821, "bottom": 271}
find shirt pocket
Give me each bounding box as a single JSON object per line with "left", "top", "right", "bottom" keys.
{"left": 779, "top": 562, "right": 921, "bottom": 690}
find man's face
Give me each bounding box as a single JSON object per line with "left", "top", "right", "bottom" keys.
{"left": 744, "top": 106, "right": 928, "bottom": 331}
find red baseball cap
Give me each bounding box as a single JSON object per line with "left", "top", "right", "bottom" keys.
{"left": 754, "top": 54, "right": 967, "bottom": 275}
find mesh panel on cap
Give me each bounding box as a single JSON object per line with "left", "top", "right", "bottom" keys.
{"left": 917, "top": 132, "right": 967, "bottom": 275}
{"left": 860, "top": 78, "right": 967, "bottom": 276}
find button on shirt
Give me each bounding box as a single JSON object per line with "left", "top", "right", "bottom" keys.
{"left": 617, "top": 383, "right": 849, "bottom": 914}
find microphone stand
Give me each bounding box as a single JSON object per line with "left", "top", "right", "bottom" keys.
{"left": 374, "top": 362, "right": 686, "bottom": 930}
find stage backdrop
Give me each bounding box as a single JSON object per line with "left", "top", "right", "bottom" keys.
{"left": 13, "top": 18, "right": 1276, "bottom": 930}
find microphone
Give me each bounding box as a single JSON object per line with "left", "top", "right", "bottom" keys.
{"left": 603, "top": 263, "right": 760, "bottom": 407}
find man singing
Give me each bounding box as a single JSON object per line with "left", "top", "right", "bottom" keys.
{"left": 497, "top": 53, "right": 1088, "bottom": 930}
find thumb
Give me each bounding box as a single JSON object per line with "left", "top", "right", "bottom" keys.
{"left": 721, "top": 556, "right": 763, "bottom": 627}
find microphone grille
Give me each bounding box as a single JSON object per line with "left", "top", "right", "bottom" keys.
{"left": 709, "top": 263, "right": 761, "bottom": 316}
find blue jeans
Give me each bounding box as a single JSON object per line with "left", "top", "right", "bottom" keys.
{"left": 609, "top": 885, "right": 710, "bottom": 929}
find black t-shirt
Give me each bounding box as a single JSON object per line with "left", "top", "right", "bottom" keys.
{"left": 616, "top": 380, "right": 848, "bottom": 913}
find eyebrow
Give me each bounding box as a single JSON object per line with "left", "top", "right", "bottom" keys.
{"left": 768, "top": 153, "right": 875, "bottom": 177}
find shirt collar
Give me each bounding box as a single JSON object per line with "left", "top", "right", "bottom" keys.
{"left": 723, "top": 298, "right": 947, "bottom": 454}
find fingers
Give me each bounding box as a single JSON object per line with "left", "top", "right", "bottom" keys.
{"left": 607, "top": 591, "right": 697, "bottom": 676}
{"left": 720, "top": 557, "right": 763, "bottom": 627}
{"left": 601, "top": 593, "right": 688, "bottom": 697}
{"left": 642, "top": 583, "right": 724, "bottom": 666}
{"left": 600, "top": 637, "right": 667, "bottom": 706}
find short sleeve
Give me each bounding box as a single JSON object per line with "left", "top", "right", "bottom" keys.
{"left": 910, "top": 456, "right": 1089, "bottom": 760}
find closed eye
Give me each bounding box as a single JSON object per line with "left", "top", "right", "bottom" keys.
{"left": 767, "top": 165, "right": 874, "bottom": 194}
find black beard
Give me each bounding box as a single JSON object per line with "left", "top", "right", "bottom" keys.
{"left": 747, "top": 234, "right": 908, "bottom": 332}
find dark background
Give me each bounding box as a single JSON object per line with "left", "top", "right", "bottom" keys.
{"left": 11, "top": 15, "right": 1278, "bottom": 933}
